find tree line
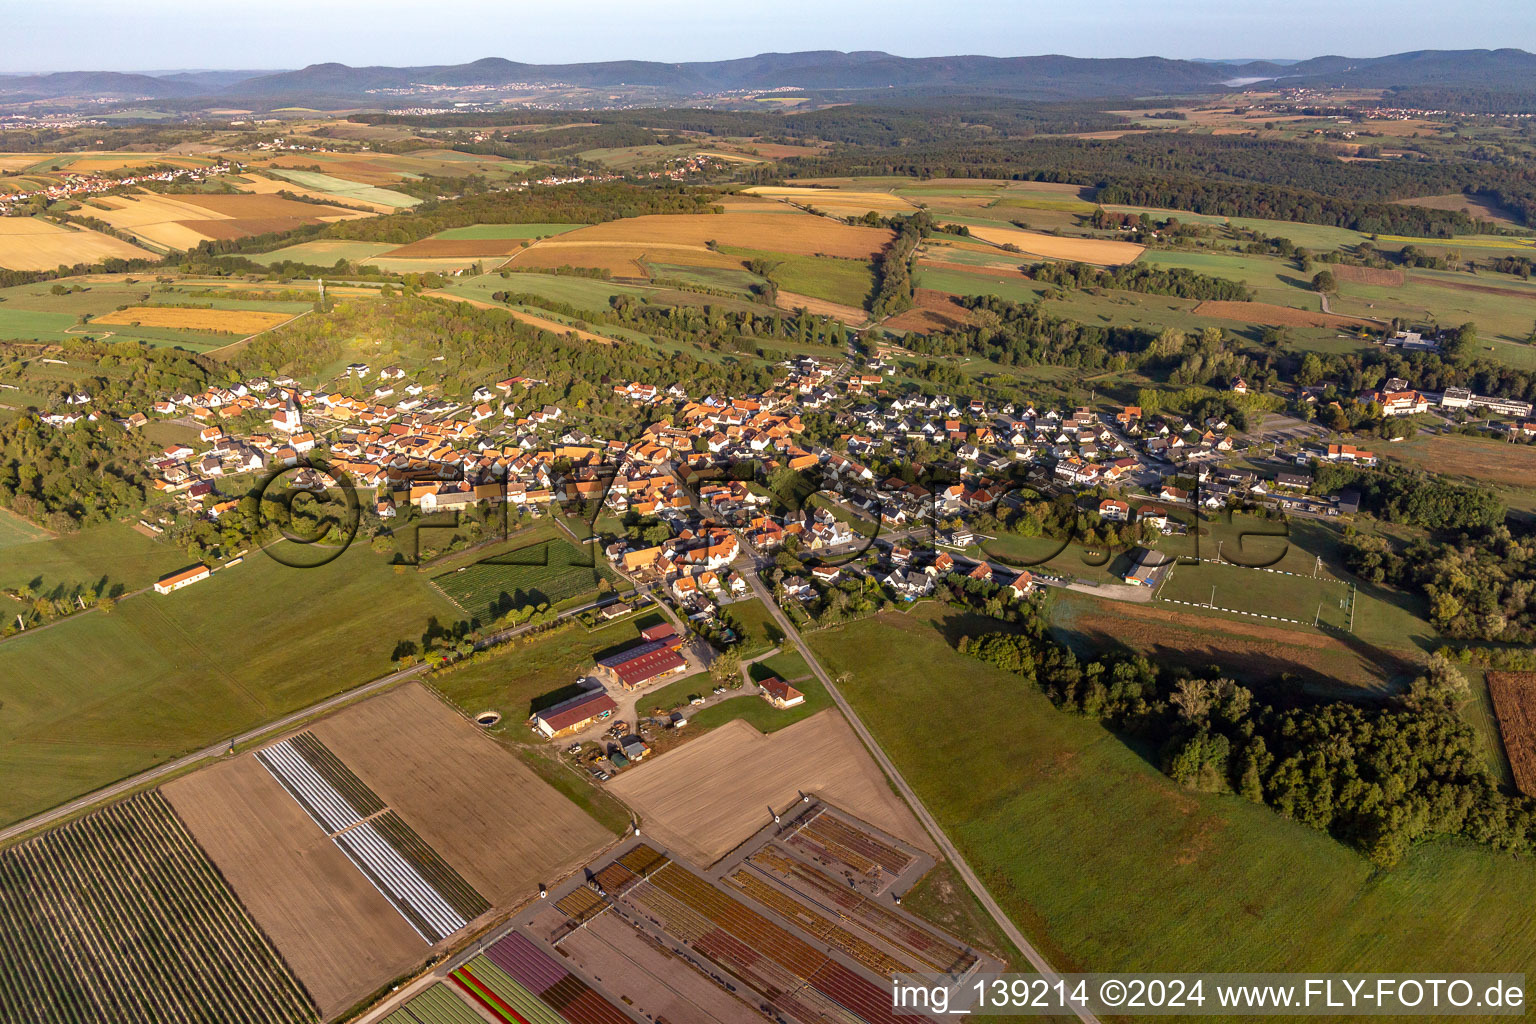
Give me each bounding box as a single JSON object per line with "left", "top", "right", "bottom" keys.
{"left": 958, "top": 608, "right": 1534, "bottom": 867}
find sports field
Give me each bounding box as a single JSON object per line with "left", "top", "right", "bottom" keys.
{"left": 1156, "top": 558, "right": 1353, "bottom": 630}
{"left": 810, "top": 609, "right": 1536, "bottom": 985}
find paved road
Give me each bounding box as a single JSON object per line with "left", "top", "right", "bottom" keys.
{"left": 740, "top": 568, "right": 1102, "bottom": 1024}
{"left": 0, "top": 593, "right": 615, "bottom": 846}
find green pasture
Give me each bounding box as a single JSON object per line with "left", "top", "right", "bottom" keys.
{"left": 0, "top": 544, "right": 460, "bottom": 826}
{"left": 249, "top": 240, "right": 397, "bottom": 265}
{"left": 810, "top": 609, "right": 1536, "bottom": 989}
{"left": 721, "top": 247, "right": 875, "bottom": 308}
{"left": 432, "top": 223, "right": 586, "bottom": 240}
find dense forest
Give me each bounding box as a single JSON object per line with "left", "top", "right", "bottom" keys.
{"left": 1028, "top": 260, "right": 1255, "bottom": 301}
{"left": 959, "top": 607, "right": 1534, "bottom": 867}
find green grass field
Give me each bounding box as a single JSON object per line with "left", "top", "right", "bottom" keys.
{"left": 686, "top": 669, "right": 831, "bottom": 734}
{"left": 0, "top": 544, "right": 459, "bottom": 826}
{"left": 914, "top": 266, "right": 1049, "bottom": 305}
{"left": 0, "top": 308, "right": 77, "bottom": 339}
{"left": 0, "top": 521, "right": 188, "bottom": 598}
{"left": 249, "top": 240, "right": 397, "bottom": 265}
{"left": 431, "top": 536, "right": 616, "bottom": 622}
{"left": 448, "top": 270, "right": 653, "bottom": 313}
{"left": 722, "top": 597, "right": 784, "bottom": 657}
{"left": 642, "top": 262, "right": 763, "bottom": 297}
{"left": 810, "top": 608, "right": 1536, "bottom": 990}
{"left": 722, "top": 247, "right": 875, "bottom": 308}
{"left": 264, "top": 168, "right": 419, "bottom": 208}
{"left": 432, "top": 223, "right": 586, "bottom": 240}
{"left": 0, "top": 508, "right": 51, "bottom": 549}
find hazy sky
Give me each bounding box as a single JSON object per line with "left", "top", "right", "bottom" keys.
{"left": 8, "top": 0, "right": 1535, "bottom": 73}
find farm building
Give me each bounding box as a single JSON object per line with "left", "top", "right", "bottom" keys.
{"left": 532, "top": 691, "right": 618, "bottom": 738}
{"left": 593, "top": 639, "right": 688, "bottom": 690}
{"left": 1122, "top": 548, "right": 1166, "bottom": 587}
{"left": 153, "top": 564, "right": 211, "bottom": 595}
{"left": 759, "top": 678, "right": 806, "bottom": 709}
{"left": 640, "top": 622, "right": 682, "bottom": 649}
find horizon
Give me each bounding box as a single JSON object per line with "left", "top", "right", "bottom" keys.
{"left": 6, "top": 0, "right": 1535, "bottom": 75}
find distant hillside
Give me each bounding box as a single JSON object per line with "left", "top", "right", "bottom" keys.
{"left": 3, "top": 49, "right": 1534, "bottom": 107}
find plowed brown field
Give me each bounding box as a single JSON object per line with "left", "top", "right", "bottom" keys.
{"left": 1193, "top": 300, "right": 1376, "bottom": 330}
{"left": 1330, "top": 264, "right": 1406, "bottom": 286}
{"left": 164, "top": 756, "right": 425, "bottom": 1019}
{"left": 608, "top": 711, "right": 933, "bottom": 865}
{"left": 884, "top": 289, "right": 974, "bottom": 333}
{"left": 308, "top": 683, "right": 613, "bottom": 905}
{"left": 1487, "top": 672, "right": 1536, "bottom": 796}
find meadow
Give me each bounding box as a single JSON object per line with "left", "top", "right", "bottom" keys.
{"left": 721, "top": 245, "right": 875, "bottom": 307}
{"left": 810, "top": 609, "right": 1536, "bottom": 989}
{"left": 0, "top": 543, "right": 459, "bottom": 826}
{"left": 249, "top": 239, "right": 397, "bottom": 265}
{"left": 432, "top": 223, "right": 586, "bottom": 240}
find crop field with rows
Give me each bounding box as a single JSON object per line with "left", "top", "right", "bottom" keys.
{"left": 0, "top": 792, "right": 315, "bottom": 1024}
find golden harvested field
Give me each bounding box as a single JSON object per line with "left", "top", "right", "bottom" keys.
{"left": 92, "top": 306, "right": 293, "bottom": 333}
{"left": 961, "top": 224, "right": 1144, "bottom": 265}
{"left": 744, "top": 186, "right": 918, "bottom": 216}
{"left": 543, "top": 212, "right": 893, "bottom": 260}
{"left": 1193, "top": 300, "right": 1376, "bottom": 330}
{"left": 0, "top": 216, "right": 146, "bottom": 270}
{"left": 1394, "top": 193, "right": 1525, "bottom": 227}
{"left": 308, "top": 684, "right": 613, "bottom": 904}
{"left": 608, "top": 711, "right": 933, "bottom": 866}
{"left": 1487, "top": 672, "right": 1536, "bottom": 796}
{"left": 66, "top": 152, "right": 214, "bottom": 173}
{"left": 164, "top": 756, "right": 426, "bottom": 1020}
{"left": 88, "top": 191, "right": 365, "bottom": 249}
{"left": 776, "top": 290, "right": 869, "bottom": 324}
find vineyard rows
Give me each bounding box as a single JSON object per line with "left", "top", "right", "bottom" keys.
{"left": 0, "top": 792, "right": 315, "bottom": 1024}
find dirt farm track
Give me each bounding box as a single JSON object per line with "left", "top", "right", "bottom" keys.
{"left": 608, "top": 710, "right": 935, "bottom": 866}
